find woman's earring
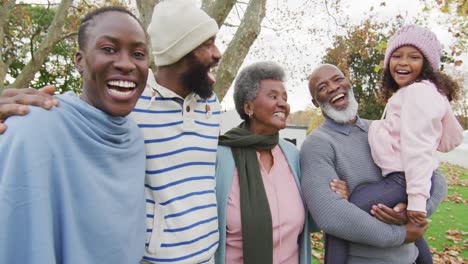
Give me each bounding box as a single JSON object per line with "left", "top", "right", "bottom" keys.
{"left": 247, "top": 112, "right": 253, "bottom": 118}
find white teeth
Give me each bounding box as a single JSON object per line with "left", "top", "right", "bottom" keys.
{"left": 331, "top": 94, "right": 344, "bottom": 103}
{"left": 396, "top": 70, "right": 409, "bottom": 74}
{"left": 108, "top": 89, "right": 132, "bottom": 96}
{"left": 107, "top": 80, "right": 136, "bottom": 88}
{"left": 273, "top": 112, "right": 285, "bottom": 117}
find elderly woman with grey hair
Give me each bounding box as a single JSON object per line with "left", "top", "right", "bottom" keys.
{"left": 214, "top": 61, "right": 312, "bottom": 264}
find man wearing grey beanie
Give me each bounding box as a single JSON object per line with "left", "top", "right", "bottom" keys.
{"left": 0, "top": 1, "right": 222, "bottom": 263}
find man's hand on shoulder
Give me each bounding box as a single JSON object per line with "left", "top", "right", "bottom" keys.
{"left": 0, "top": 85, "right": 57, "bottom": 134}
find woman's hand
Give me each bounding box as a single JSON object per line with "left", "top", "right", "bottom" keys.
{"left": 330, "top": 179, "right": 349, "bottom": 200}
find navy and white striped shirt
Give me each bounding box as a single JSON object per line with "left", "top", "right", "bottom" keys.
{"left": 131, "top": 72, "right": 220, "bottom": 263}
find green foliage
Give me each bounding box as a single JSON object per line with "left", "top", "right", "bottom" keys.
{"left": 2, "top": 0, "right": 130, "bottom": 93}
{"left": 418, "top": 0, "right": 466, "bottom": 67}
{"left": 287, "top": 106, "right": 324, "bottom": 135}
{"left": 306, "top": 108, "right": 324, "bottom": 135}
{"left": 3, "top": 3, "right": 80, "bottom": 92}
{"left": 35, "top": 40, "right": 82, "bottom": 93}
{"left": 287, "top": 106, "right": 313, "bottom": 124}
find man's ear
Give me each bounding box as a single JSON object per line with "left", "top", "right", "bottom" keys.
{"left": 178, "top": 50, "right": 195, "bottom": 70}
{"left": 75, "top": 51, "right": 84, "bottom": 75}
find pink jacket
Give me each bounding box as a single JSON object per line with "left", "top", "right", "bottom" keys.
{"left": 369, "top": 80, "right": 463, "bottom": 212}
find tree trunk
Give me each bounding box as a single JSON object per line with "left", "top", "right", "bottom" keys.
{"left": 202, "top": 0, "right": 236, "bottom": 27}
{"left": 136, "top": 0, "right": 159, "bottom": 29}
{"left": 136, "top": 0, "right": 160, "bottom": 73}
{"left": 213, "top": 0, "right": 267, "bottom": 101}
{"left": 134, "top": 0, "right": 264, "bottom": 101}
{"left": 10, "top": 0, "right": 73, "bottom": 89}
{"left": 0, "top": 0, "right": 16, "bottom": 92}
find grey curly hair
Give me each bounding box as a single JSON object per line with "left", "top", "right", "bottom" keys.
{"left": 234, "top": 61, "right": 286, "bottom": 120}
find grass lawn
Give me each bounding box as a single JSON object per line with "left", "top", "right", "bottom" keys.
{"left": 311, "top": 162, "right": 467, "bottom": 264}
{"left": 427, "top": 163, "right": 467, "bottom": 263}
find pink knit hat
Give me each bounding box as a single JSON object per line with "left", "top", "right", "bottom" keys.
{"left": 384, "top": 25, "right": 442, "bottom": 71}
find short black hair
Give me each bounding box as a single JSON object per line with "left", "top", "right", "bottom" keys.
{"left": 77, "top": 6, "right": 145, "bottom": 50}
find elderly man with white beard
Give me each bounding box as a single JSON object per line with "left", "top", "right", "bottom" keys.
{"left": 300, "top": 64, "right": 448, "bottom": 264}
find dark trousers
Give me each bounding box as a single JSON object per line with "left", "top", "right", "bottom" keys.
{"left": 324, "top": 172, "right": 433, "bottom": 264}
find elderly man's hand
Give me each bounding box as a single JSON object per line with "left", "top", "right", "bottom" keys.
{"left": 0, "top": 85, "right": 57, "bottom": 134}
{"left": 404, "top": 220, "right": 428, "bottom": 243}
{"left": 372, "top": 204, "right": 428, "bottom": 243}
{"left": 371, "top": 203, "right": 408, "bottom": 225}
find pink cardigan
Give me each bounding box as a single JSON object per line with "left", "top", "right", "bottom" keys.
{"left": 369, "top": 80, "right": 463, "bottom": 212}
{"left": 225, "top": 145, "right": 305, "bottom": 264}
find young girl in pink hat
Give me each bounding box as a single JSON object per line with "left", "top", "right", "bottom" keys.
{"left": 369, "top": 24, "right": 463, "bottom": 263}
{"left": 327, "top": 24, "right": 463, "bottom": 264}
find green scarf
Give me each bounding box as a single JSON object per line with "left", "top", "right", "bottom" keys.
{"left": 218, "top": 122, "right": 278, "bottom": 264}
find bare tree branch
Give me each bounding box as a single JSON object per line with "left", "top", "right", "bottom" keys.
{"left": 202, "top": 0, "right": 236, "bottom": 27}
{"left": 223, "top": 22, "right": 240, "bottom": 27}
{"left": 262, "top": 13, "right": 280, "bottom": 32}
{"left": 10, "top": 0, "right": 74, "bottom": 89}
{"left": 201, "top": 0, "right": 212, "bottom": 11}
{"left": 324, "top": 0, "right": 340, "bottom": 27}
{"left": 135, "top": 0, "right": 160, "bottom": 72}
{"left": 214, "top": 0, "right": 267, "bottom": 101}
{"left": 58, "top": 31, "right": 78, "bottom": 43}
{"left": 135, "top": 0, "right": 159, "bottom": 29}
{"left": 28, "top": 1, "right": 55, "bottom": 61}
{"left": 0, "top": 0, "right": 17, "bottom": 91}
{"left": 234, "top": 2, "right": 244, "bottom": 21}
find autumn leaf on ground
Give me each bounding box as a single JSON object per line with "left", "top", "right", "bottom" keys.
{"left": 446, "top": 229, "right": 467, "bottom": 236}
{"left": 310, "top": 232, "right": 324, "bottom": 250}
{"left": 432, "top": 243, "right": 467, "bottom": 264}
{"left": 440, "top": 162, "right": 468, "bottom": 187}
{"left": 311, "top": 250, "right": 324, "bottom": 262}
{"left": 446, "top": 193, "right": 468, "bottom": 204}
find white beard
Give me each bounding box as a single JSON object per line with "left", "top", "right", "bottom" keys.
{"left": 319, "top": 89, "right": 358, "bottom": 124}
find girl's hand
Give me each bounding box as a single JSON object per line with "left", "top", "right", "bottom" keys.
{"left": 407, "top": 210, "right": 427, "bottom": 224}
{"left": 330, "top": 179, "right": 349, "bottom": 200}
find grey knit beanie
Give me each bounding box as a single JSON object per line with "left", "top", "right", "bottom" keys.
{"left": 147, "top": 0, "right": 219, "bottom": 66}
{"left": 384, "top": 25, "right": 442, "bottom": 71}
